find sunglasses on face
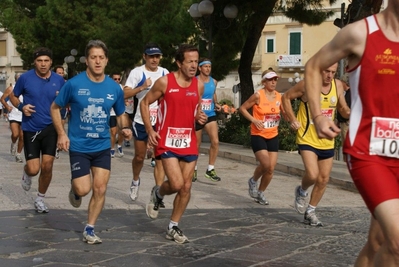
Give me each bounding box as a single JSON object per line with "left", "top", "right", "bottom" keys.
{"left": 113, "top": 78, "right": 121, "bottom": 81}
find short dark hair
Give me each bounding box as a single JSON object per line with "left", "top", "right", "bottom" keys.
{"left": 175, "top": 44, "right": 198, "bottom": 64}
{"left": 53, "top": 65, "right": 64, "bottom": 72}
{"left": 85, "top": 40, "right": 108, "bottom": 58}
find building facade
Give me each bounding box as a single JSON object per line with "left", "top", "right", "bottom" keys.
{"left": 0, "top": 28, "right": 24, "bottom": 92}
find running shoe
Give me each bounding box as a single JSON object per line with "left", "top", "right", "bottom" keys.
{"left": 15, "top": 153, "right": 23, "bottom": 163}
{"left": 68, "top": 187, "right": 82, "bottom": 208}
{"left": 256, "top": 191, "right": 269, "bottom": 205}
{"left": 34, "top": 199, "right": 49, "bottom": 213}
{"left": 83, "top": 226, "right": 102, "bottom": 244}
{"left": 304, "top": 210, "right": 323, "bottom": 226}
{"left": 129, "top": 179, "right": 140, "bottom": 201}
{"left": 21, "top": 171, "right": 32, "bottom": 191}
{"left": 146, "top": 186, "right": 162, "bottom": 219}
{"left": 55, "top": 149, "right": 60, "bottom": 159}
{"left": 248, "top": 178, "right": 257, "bottom": 198}
{"left": 294, "top": 185, "right": 309, "bottom": 214}
{"left": 166, "top": 226, "right": 189, "bottom": 244}
{"left": 10, "top": 143, "right": 16, "bottom": 156}
{"left": 117, "top": 146, "right": 124, "bottom": 157}
{"left": 150, "top": 158, "right": 155, "bottom": 167}
{"left": 205, "top": 169, "right": 221, "bottom": 182}
{"left": 192, "top": 170, "right": 197, "bottom": 182}
{"left": 124, "top": 140, "right": 130, "bottom": 147}
{"left": 110, "top": 149, "right": 115, "bottom": 158}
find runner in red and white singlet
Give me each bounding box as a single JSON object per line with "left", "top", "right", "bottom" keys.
{"left": 305, "top": 2, "right": 399, "bottom": 264}
{"left": 140, "top": 44, "right": 207, "bottom": 244}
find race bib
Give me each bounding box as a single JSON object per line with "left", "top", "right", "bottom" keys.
{"left": 311, "top": 108, "right": 334, "bottom": 124}
{"left": 150, "top": 107, "right": 157, "bottom": 125}
{"left": 165, "top": 127, "right": 192, "bottom": 149}
{"left": 370, "top": 117, "right": 399, "bottom": 159}
{"left": 263, "top": 114, "right": 281, "bottom": 128}
{"left": 201, "top": 99, "right": 212, "bottom": 111}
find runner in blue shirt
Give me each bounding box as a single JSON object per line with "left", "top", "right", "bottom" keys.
{"left": 50, "top": 40, "right": 132, "bottom": 245}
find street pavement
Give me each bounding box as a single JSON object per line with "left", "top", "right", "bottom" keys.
{"left": 0, "top": 118, "right": 370, "bottom": 267}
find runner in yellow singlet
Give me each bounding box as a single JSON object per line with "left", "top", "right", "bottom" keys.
{"left": 281, "top": 63, "right": 349, "bottom": 227}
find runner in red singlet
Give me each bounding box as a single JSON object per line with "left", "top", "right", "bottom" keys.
{"left": 305, "top": 1, "right": 399, "bottom": 265}
{"left": 140, "top": 44, "right": 207, "bottom": 244}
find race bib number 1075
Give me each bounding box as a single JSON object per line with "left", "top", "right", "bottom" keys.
{"left": 370, "top": 117, "right": 399, "bottom": 159}
{"left": 165, "top": 127, "right": 192, "bottom": 149}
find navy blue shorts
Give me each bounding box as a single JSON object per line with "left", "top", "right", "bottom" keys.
{"left": 251, "top": 135, "right": 279, "bottom": 153}
{"left": 109, "top": 116, "right": 117, "bottom": 128}
{"left": 298, "top": 144, "right": 334, "bottom": 160}
{"left": 155, "top": 151, "right": 198, "bottom": 163}
{"left": 69, "top": 148, "right": 111, "bottom": 179}
{"left": 133, "top": 122, "right": 155, "bottom": 141}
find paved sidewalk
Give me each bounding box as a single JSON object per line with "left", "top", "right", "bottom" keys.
{"left": 0, "top": 119, "right": 368, "bottom": 267}
{"left": 205, "top": 142, "right": 356, "bottom": 193}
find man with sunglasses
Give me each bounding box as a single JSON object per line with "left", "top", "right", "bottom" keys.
{"left": 124, "top": 43, "right": 169, "bottom": 203}
{"left": 281, "top": 63, "right": 349, "bottom": 227}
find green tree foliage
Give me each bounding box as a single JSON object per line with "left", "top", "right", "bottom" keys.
{"left": 0, "top": 0, "right": 195, "bottom": 74}
{"left": 0, "top": 0, "right": 383, "bottom": 84}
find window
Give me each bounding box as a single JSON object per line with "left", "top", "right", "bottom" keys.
{"left": 265, "top": 33, "right": 275, "bottom": 53}
{"left": 0, "top": 40, "right": 6, "bottom": 57}
{"left": 289, "top": 32, "right": 301, "bottom": 55}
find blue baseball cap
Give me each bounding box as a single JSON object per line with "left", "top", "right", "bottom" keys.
{"left": 144, "top": 45, "right": 162, "bottom": 55}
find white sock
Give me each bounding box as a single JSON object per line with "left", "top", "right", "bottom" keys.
{"left": 306, "top": 205, "right": 316, "bottom": 213}
{"left": 36, "top": 193, "right": 45, "bottom": 201}
{"left": 207, "top": 165, "right": 214, "bottom": 171}
{"left": 132, "top": 179, "right": 139, "bottom": 186}
{"left": 168, "top": 220, "right": 178, "bottom": 230}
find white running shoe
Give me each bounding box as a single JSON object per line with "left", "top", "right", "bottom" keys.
{"left": 166, "top": 226, "right": 189, "bottom": 244}
{"left": 294, "top": 185, "right": 309, "bottom": 214}
{"left": 129, "top": 179, "right": 140, "bottom": 201}
{"left": 15, "top": 153, "right": 23, "bottom": 163}
{"left": 21, "top": 171, "right": 32, "bottom": 191}
{"left": 34, "top": 199, "right": 49, "bottom": 213}
{"left": 10, "top": 143, "right": 16, "bottom": 156}
{"left": 83, "top": 227, "right": 102, "bottom": 244}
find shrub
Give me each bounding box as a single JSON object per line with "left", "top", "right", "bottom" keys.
{"left": 218, "top": 112, "right": 251, "bottom": 147}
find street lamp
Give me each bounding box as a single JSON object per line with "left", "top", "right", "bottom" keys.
{"left": 189, "top": 1, "right": 238, "bottom": 59}
{"left": 64, "top": 49, "right": 86, "bottom": 79}
{"left": 0, "top": 70, "right": 8, "bottom": 81}
{"left": 288, "top": 72, "right": 301, "bottom": 85}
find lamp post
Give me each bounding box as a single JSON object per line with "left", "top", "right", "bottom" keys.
{"left": 0, "top": 70, "right": 9, "bottom": 92}
{"left": 288, "top": 72, "right": 301, "bottom": 85}
{"left": 189, "top": 0, "right": 238, "bottom": 59}
{"left": 64, "top": 49, "right": 86, "bottom": 79}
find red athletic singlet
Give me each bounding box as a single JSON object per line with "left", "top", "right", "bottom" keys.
{"left": 344, "top": 15, "right": 399, "bottom": 166}
{"left": 155, "top": 73, "right": 199, "bottom": 156}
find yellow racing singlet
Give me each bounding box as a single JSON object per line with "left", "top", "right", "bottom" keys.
{"left": 296, "top": 79, "right": 338, "bottom": 150}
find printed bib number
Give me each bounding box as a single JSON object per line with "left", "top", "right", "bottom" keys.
{"left": 165, "top": 127, "right": 192, "bottom": 148}
{"left": 150, "top": 107, "right": 157, "bottom": 125}
{"left": 263, "top": 114, "right": 281, "bottom": 128}
{"left": 311, "top": 108, "right": 334, "bottom": 124}
{"left": 201, "top": 99, "right": 212, "bottom": 111}
{"left": 370, "top": 117, "right": 399, "bottom": 159}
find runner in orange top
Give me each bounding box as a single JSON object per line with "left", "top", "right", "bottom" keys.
{"left": 239, "top": 70, "right": 282, "bottom": 205}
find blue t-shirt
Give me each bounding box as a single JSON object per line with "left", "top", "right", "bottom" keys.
{"left": 198, "top": 76, "right": 216, "bottom": 117}
{"left": 54, "top": 71, "right": 125, "bottom": 153}
{"left": 13, "top": 69, "right": 65, "bottom": 131}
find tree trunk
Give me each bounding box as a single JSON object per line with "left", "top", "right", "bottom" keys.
{"left": 238, "top": 1, "right": 277, "bottom": 105}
